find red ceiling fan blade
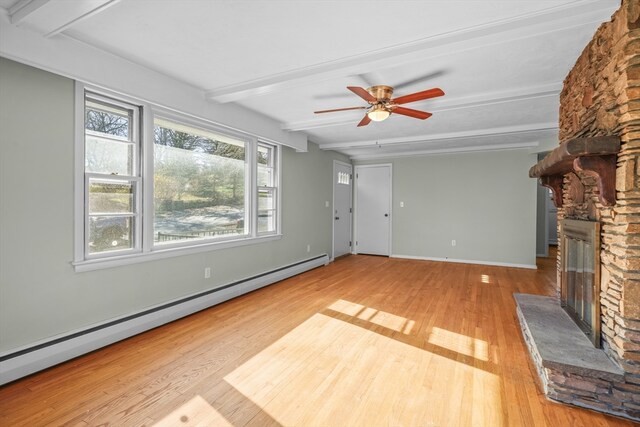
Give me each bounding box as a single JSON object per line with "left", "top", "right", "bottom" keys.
{"left": 314, "top": 106, "right": 367, "bottom": 114}
{"left": 347, "top": 86, "right": 377, "bottom": 103}
{"left": 392, "top": 88, "right": 444, "bottom": 105}
{"left": 392, "top": 107, "right": 433, "bottom": 120}
{"left": 357, "top": 114, "right": 372, "bottom": 127}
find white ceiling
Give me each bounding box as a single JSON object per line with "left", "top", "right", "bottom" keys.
{"left": 0, "top": 0, "right": 620, "bottom": 159}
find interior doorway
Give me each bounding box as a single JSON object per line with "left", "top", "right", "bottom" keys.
{"left": 354, "top": 164, "right": 392, "bottom": 256}
{"left": 535, "top": 151, "right": 558, "bottom": 257}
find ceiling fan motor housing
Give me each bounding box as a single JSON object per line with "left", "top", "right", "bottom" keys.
{"left": 367, "top": 85, "right": 394, "bottom": 101}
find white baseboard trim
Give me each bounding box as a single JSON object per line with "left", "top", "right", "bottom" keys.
{"left": 0, "top": 254, "right": 328, "bottom": 386}
{"left": 391, "top": 254, "right": 537, "bottom": 270}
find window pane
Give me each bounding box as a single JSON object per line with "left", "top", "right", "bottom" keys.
{"left": 257, "top": 145, "right": 270, "bottom": 165}
{"left": 258, "top": 210, "right": 275, "bottom": 234}
{"left": 89, "top": 180, "right": 134, "bottom": 214}
{"left": 85, "top": 135, "right": 134, "bottom": 175}
{"left": 258, "top": 189, "right": 275, "bottom": 210}
{"left": 338, "top": 171, "right": 350, "bottom": 185}
{"left": 85, "top": 100, "right": 131, "bottom": 139}
{"left": 258, "top": 189, "right": 275, "bottom": 233}
{"left": 258, "top": 165, "right": 273, "bottom": 187}
{"left": 88, "top": 216, "right": 133, "bottom": 253}
{"left": 154, "top": 121, "right": 247, "bottom": 245}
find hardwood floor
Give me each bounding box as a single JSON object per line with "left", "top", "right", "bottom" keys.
{"left": 1, "top": 250, "right": 635, "bottom": 426}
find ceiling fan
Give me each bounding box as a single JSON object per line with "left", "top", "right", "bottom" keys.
{"left": 314, "top": 85, "right": 445, "bottom": 127}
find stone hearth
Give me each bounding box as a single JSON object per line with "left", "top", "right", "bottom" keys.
{"left": 515, "top": 294, "right": 629, "bottom": 417}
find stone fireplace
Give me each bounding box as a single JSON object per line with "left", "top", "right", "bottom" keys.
{"left": 518, "top": 0, "right": 640, "bottom": 421}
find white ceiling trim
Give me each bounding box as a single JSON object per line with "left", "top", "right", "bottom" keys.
{"left": 318, "top": 122, "right": 558, "bottom": 150}
{"left": 283, "top": 82, "right": 562, "bottom": 131}
{"left": 349, "top": 141, "right": 538, "bottom": 161}
{"left": 7, "top": 0, "right": 121, "bottom": 38}
{"left": 43, "top": 0, "right": 121, "bottom": 38}
{"left": 205, "top": 0, "right": 615, "bottom": 104}
{"left": 8, "top": 0, "right": 47, "bottom": 24}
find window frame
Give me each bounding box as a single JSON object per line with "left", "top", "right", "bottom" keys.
{"left": 82, "top": 92, "right": 142, "bottom": 259}
{"left": 73, "top": 83, "right": 282, "bottom": 272}
{"left": 150, "top": 111, "right": 253, "bottom": 249}
{"left": 257, "top": 142, "right": 279, "bottom": 236}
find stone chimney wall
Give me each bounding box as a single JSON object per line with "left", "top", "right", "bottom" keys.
{"left": 558, "top": 0, "right": 640, "bottom": 384}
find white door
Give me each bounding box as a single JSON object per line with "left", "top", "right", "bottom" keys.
{"left": 333, "top": 161, "right": 353, "bottom": 258}
{"left": 355, "top": 164, "right": 391, "bottom": 256}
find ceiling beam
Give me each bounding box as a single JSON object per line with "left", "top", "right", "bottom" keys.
{"left": 9, "top": 0, "right": 50, "bottom": 24}
{"left": 317, "top": 122, "right": 558, "bottom": 151}
{"left": 206, "top": 0, "right": 617, "bottom": 104}
{"left": 44, "top": 0, "right": 122, "bottom": 38}
{"left": 283, "top": 83, "right": 562, "bottom": 131}
{"left": 348, "top": 141, "right": 540, "bottom": 161}
{"left": 8, "top": 0, "right": 121, "bottom": 38}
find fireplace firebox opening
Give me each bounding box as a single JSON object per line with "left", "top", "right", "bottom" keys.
{"left": 560, "top": 219, "right": 601, "bottom": 348}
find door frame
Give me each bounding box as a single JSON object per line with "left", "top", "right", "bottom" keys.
{"left": 354, "top": 163, "right": 392, "bottom": 256}
{"left": 543, "top": 186, "right": 550, "bottom": 255}
{"left": 332, "top": 160, "right": 353, "bottom": 260}
{"left": 536, "top": 182, "right": 550, "bottom": 257}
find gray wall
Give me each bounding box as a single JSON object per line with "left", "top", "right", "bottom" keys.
{"left": 356, "top": 150, "right": 538, "bottom": 267}
{"left": 0, "top": 58, "right": 347, "bottom": 352}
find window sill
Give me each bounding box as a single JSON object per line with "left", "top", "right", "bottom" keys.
{"left": 72, "top": 234, "right": 282, "bottom": 272}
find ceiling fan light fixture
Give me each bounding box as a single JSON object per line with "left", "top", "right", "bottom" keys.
{"left": 314, "top": 85, "right": 443, "bottom": 127}
{"left": 367, "top": 106, "right": 390, "bottom": 122}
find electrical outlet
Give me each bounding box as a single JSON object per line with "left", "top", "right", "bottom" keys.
{"left": 307, "top": 244, "right": 311, "bottom": 253}
{"left": 204, "top": 267, "right": 211, "bottom": 279}
{"left": 451, "top": 240, "right": 456, "bottom": 247}
{"left": 400, "top": 201, "right": 404, "bottom": 207}
{"left": 325, "top": 201, "right": 329, "bottom": 207}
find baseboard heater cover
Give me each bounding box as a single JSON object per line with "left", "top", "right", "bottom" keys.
{"left": 0, "top": 254, "right": 329, "bottom": 385}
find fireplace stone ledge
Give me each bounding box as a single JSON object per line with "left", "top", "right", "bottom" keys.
{"left": 515, "top": 293, "right": 623, "bottom": 381}
{"left": 514, "top": 293, "right": 640, "bottom": 421}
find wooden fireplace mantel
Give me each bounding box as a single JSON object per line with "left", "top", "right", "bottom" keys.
{"left": 529, "top": 136, "right": 620, "bottom": 207}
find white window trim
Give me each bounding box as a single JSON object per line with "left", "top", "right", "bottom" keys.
{"left": 256, "top": 142, "right": 280, "bottom": 237}
{"left": 150, "top": 110, "right": 254, "bottom": 250}
{"left": 82, "top": 91, "right": 143, "bottom": 260}
{"left": 73, "top": 82, "right": 282, "bottom": 272}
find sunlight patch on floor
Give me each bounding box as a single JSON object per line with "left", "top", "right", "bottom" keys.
{"left": 481, "top": 274, "right": 491, "bottom": 284}
{"left": 153, "top": 395, "right": 233, "bottom": 427}
{"left": 428, "top": 327, "right": 489, "bottom": 362}
{"left": 327, "top": 299, "right": 415, "bottom": 334}
{"left": 223, "top": 313, "right": 503, "bottom": 426}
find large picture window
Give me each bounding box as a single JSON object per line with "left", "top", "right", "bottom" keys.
{"left": 75, "top": 86, "right": 280, "bottom": 270}
{"left": 153, "top": 119, "right": 248, "bottom": 245}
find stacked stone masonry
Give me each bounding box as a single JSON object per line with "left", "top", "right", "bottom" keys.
{"left": 545, "top": 368, "right": 640, "bottom": 419}
{"left": 551, "top": 0, "right": 640, "bottom": 420}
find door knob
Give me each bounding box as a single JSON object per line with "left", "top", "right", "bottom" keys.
{"left": 384, "top": 213, "right": 389, "bottom": 217}
{"left": 335, "top": 216, "right": 340, "bottom": 220}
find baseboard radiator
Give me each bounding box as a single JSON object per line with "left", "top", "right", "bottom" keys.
{"left": 0, "top": 254, "right": 329, "bottom": 385}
